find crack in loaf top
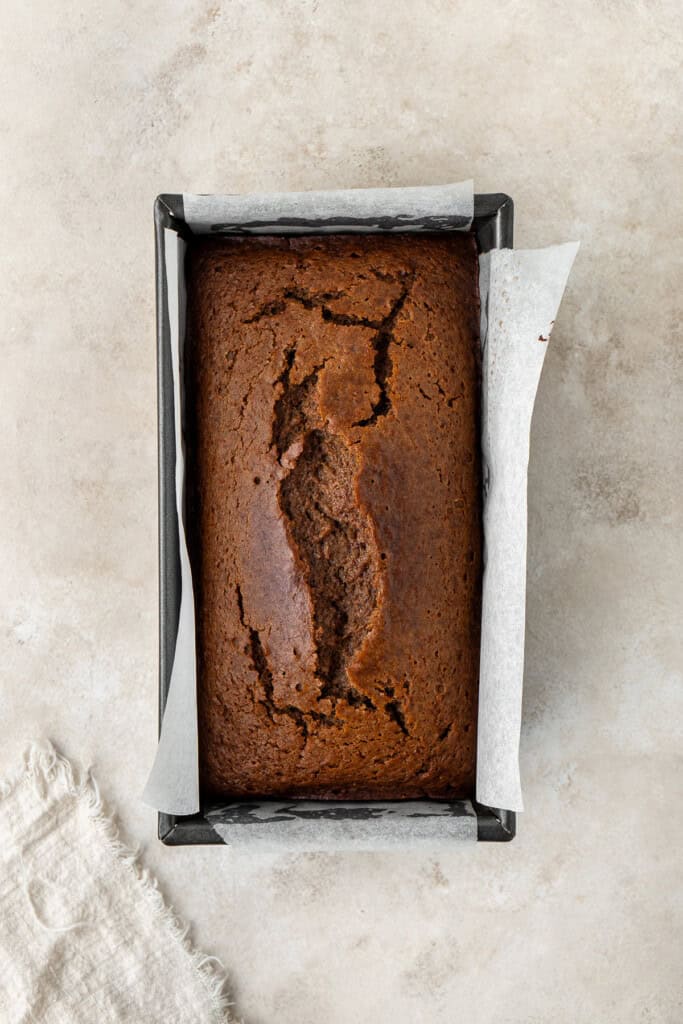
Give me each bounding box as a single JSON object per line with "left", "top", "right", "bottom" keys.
{"left": 186, "top": 233, "right": 482, "bottom": 800}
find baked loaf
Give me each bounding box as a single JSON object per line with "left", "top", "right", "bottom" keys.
{"left": 186, "top": 233, "right": 482, "bottom": 799}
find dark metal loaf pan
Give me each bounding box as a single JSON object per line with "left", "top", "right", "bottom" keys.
{"left": 155, "top": 192, "right": 515, "bottom": 846}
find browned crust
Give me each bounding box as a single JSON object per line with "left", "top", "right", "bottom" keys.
{"left": 186, "top": 233, "right": 481, "bottom": 799}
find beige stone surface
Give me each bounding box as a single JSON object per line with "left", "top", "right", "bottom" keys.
{"left": 1, "top": 1, "right": 681, "bottom": 1021}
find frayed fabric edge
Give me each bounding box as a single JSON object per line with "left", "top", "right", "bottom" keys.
{"left": 0, "top": 740, "right": 234, "bottom": 1024}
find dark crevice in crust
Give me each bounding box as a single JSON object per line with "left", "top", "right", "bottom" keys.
{"left": 244, "top": 286, "right": 393, "bottom": 331}
{"left": 384, "top": 699, "right": 409, "bottom": 736}
{"left": 278, "top": 428, "right": 380, "bottom": 712}
{"left": 284, "top": 288, "right": 387, "bottom": 329}
{"left": 236, "top": 583, "right": 338, "bottom": 740}
{"left": 235, "top": 582, "right": 278, "bottom": 723}
{"left": 271, "top": 343, "right": 330, "bottom": 459}
{"left": 352, "top": 281, "right": 412, "bottom": 428}
{"left": 321, "top": 308, "right": 383, "bottom": 329}
{"left": 269, "top": 326, "right": 383, "bottom": 716}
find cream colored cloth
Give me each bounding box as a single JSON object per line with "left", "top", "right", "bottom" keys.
{"left": 0, "top": 742, "right": 232, "bottom": 1023}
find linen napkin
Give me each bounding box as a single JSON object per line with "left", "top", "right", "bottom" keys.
{"left": 0, "top": 741, "right": 232, "bottom": 1023}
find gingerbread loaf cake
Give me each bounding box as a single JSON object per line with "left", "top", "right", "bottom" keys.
{"left": 186, "top": 233, "right": 482, "bottom": 799}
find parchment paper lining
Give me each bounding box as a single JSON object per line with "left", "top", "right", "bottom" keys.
{"left": 144, "top": 182, "right": 577, "bottom": 832}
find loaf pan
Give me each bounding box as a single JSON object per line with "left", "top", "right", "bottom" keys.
{"left": 154, "top": 192, "right": 515, "bottom": 846}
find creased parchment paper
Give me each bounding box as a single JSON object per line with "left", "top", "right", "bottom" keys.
{"left": 142, "top": 231, "right": 199, "bottom": 816}
{"left": 207, "top": 801, "right": 477, "bottom": 850}
{"left": 182, "top": 181, "right": 473, "bottom": 234}
{"left": 144, "top": 183, "right": 578, "bottom": 826}
{"left": 477, "top": 243, "right": 579, "bottom": 810}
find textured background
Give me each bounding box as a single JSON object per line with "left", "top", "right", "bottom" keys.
{"left": 1, "top": 2, "right": 681, "bottom": 1021}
